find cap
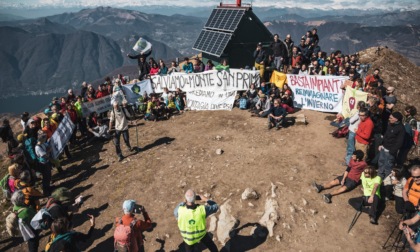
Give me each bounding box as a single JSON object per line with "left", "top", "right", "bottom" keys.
{"left": 123, "top": 200, "right": 136, "bottom": 213}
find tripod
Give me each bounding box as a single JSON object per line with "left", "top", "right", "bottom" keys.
{"left": 382, "top": 214, "right": 408, "bottom": 251}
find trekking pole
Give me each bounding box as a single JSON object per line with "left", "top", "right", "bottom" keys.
{"left": 347, "top": 210, "right": 362, "bottom": 233}
{"left": 135, "top": 119, "right": 139, "bottom": 150}
{"left": 382, "top": 220, "right": 401, "bottom": 249}
{"left": 348, "top": 202, "right": 363, "bottom": 233}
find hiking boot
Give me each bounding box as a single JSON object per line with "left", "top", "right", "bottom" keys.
{"left": 268, "top": 122, "right": 272, "bottom": 130}
{"left": 118, "top": 155, "right": 124, "bottom": 162}
{"left": 312, "top": 182, "right": 323, "bottom": 193}
{"left": 370, "top": 217, "right": 378, "bottom": 225}
{"left": 276, "top": 123, "right": 282, "bottom": 130}
{"left": 322, "top": 194, "right": 332, "bottom": 203}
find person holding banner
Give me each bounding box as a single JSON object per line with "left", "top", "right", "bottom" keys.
{"left": 127, "top": 50, "right": 152, "bottom": 80}
{"left": 109, "top": 101, "right": 137, "bottom": 161}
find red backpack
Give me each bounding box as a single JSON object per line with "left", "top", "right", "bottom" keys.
{"left": 114, "top": 218, "right": 137, "bottom": 252}
{"left": 331, "top": 126, "right": 349, "bottom": 138}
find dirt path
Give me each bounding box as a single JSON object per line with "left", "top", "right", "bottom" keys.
{"left": 0, "top": 109, "right": 399, "bottom": 251}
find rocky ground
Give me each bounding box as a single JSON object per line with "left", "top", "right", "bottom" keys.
{"left": 0, "top": 108, "right": 414, "bottom": 252}
{"left": 0, "top": 47, "right": 419, "bottom": 251}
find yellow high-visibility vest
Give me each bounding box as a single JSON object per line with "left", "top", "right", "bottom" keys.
{"left": 177, "top": 205, "right": 206, "bottom": 245}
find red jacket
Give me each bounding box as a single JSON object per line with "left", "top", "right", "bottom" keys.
{"left": 67, "top": 109, "right": 78, "bottom": 123}
{"left": 355, "top": 117, "right": 374, "bottom": 145}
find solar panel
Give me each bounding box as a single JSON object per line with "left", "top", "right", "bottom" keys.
{"left": 193, "top": 30, "right": 232, "bottom": 57}
{"left": 204, "top": 8, "right": 245, "bottom": 32}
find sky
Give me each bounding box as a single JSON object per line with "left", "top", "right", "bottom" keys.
{"left": 0, "top": 0, "right": 419, "bottom": 10}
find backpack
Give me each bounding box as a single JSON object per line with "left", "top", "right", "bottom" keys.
{"left": 331, "top": 126, "right": 349, "bottom": 138}
{"left": 6, "top": 208, "right": 25, "bottom": 237}
{"left": 114, "top": 218, "right": 137, "bottom": 252}
{"left": 0, "top": 174, "right": 12, "bottom": 199}
{"left": 46, "top": 231, "right": 79, "bottom": 252}
{"left": 239, "top": 98, "right": 248, "bottom": 110}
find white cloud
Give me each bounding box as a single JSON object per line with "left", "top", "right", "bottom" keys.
{"left": 0, "top": 0, "right": 418, "bottom": 10}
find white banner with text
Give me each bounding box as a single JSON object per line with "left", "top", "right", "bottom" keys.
{"left": 50, "top": 113, "right": 75, "bottom": 159}
{"left": 151, "top": 69, "right": 260, "bottom": 93}
{"left": 287, "top": 74, "right": 347, "bottom": 113}
{"left": 186, "top": 90, "right": 237, "bottom": 111}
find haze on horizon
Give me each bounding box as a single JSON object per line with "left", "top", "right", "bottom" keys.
{"left": 1, "top": 0, "right": 419, "bottom": 11}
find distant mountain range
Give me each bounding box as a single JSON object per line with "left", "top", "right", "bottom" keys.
{"left": 0, "top": 6, "right": 419, "bottom": 99}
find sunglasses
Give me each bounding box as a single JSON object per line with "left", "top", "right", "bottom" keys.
{"left": 412, "top": 176, "right": 420, "bottom": 179}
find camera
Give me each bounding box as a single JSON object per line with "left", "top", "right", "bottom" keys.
{"left": 133, "top": 204, "right": 143, "bottom": 214}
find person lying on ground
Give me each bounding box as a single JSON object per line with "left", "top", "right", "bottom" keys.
{"left": 313, "top": 150, "right": 366, "bottom": 204}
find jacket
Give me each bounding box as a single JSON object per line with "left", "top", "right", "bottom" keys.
{"left": 382, "top": 122, "right": 405, "bottom": 156}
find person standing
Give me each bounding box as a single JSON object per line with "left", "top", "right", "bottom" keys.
{"left": 270, "top": 34, "right": 287, "bottom": 72}
{"left": 174, "top": 189, "right": 219, "bottom": 252}
{"left": 253, "top": 42, "right": 266, "bottom": 78}
{"left": 354, "top": 108, "right": 374, "bottom": 161}
{"left": 109, "top": 101, "right": 137, "bottom": 161}
{"left": 127, "top": 50, "right": 152, "bottom": 80}
{"left": 378, "top": 112, "right": 405, "bottom": 179}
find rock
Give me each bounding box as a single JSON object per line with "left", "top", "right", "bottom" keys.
{"left": 210, "top": 184, "right": 217, "bottom": 189}
{"left": 216, "top": 149, "right": 224, "bottom": 155}
{"left": 204, "top": 193, "right": 211, "bottom": 198}
{"left": 302, "top": 198, "right": 308, "bottom": 206}
{"left": 295, "top": 114, "right": 307, "bottom": 125}
{"left": 208, "top": 215, "right": 218, "bottom": 232}
{"left": 179, "top": 181, "right": 187, "bottom": 188}
{"left": 248, "top": 202, "right": 254, "bottom": 207}
{"left": 289, "top": 205, "right": 295, "bottom": 213}
{"left": 309, "top": 209, "right": 318, "bottom": 215}
{"left": 271, "top": 182, "right": 277, "bottom": 198}
{"left": 241, "top": 188, "right": 259, "bottom": 200}
{"left": 217, "top": 200, "right": 238, "bottom": 245}
{"left": 276, "top": 235, "right": 282, "bottom": 242}
{"left": 259, "top": 198, "right": 279, "bottom": 237}
{"left": 165, "top": 233, "right": 170, "bottom": 239}
{"left": 216, "top": 135, "right": 222, "bottom": 140}
{"left": 282, "top": 223, "right": 290, "bottom": 229}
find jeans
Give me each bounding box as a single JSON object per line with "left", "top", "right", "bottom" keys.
{"left": 274, "top": 56, "right": 283, "bottom": 71}
{"left": 113, "top": 130, "right": 131, "bottom": 157}
{"left": 184, "top": 233, "right": 218, "bottom": 252}
{"left": 378, "top": 149, "right": 395, "bottom": 179}
{"left": 269, "top": 116, "right": 285, "bottom": 127}
{"left": 345, "top": 131, "right": 356, "bottom": 165}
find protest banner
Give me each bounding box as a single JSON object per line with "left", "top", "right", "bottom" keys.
{"left": 50, "top": 113, "right": 75, "bottom": 159}
{"left": 82, "top": 96, "right": 112, "bottom": 117}
{"left": 269, "top": 71, "right": 287, "bottom": 89}
{"left": 151, "top": 69, "right": 260, "bottom": 93}
{"left": 341, "top": 87, "right": 368, "bottom": 118}
{"left": 287, "top": 74, "right": 347, "bottom": 113}
{"left": 132, "top": 37, "right": 152, "bottom": 54}
{"left": 121, "top": 79, "right": 154, "bottom": 104}
{"left": 186, "top": 90, "right": 237, "bottom": 111}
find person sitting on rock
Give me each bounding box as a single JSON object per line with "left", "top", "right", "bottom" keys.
{"left": 348, "top": 166, "right": 382, "bottom": 225}
{"left": 313, "top": 150, "right": 366, "bottom": 204}
{"left": 268, "top": 99, "right": 286, "bottom": 130}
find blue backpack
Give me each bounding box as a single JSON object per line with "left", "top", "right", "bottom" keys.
{"left": 239, "top": 98, "right": 248, "bottom": 110}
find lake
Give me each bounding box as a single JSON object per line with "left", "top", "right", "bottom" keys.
{"left": 0, "top": 93, "right": 65, "bottom": 115}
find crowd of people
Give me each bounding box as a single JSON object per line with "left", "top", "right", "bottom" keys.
{"left": 0, "top": 28, "right": 419, "bottom": 252}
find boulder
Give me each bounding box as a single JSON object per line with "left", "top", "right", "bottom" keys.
{"left": 259, "top": 198, "right": 279, "bottom": 237}
{"left": 241, "top": 188, "right": 259, "bottom": 200}
{"left": 294, "top": 114, "right": 307, "bottom": 125}
{"left": 216, "top": 200, "right": 238, "bottom": 245}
